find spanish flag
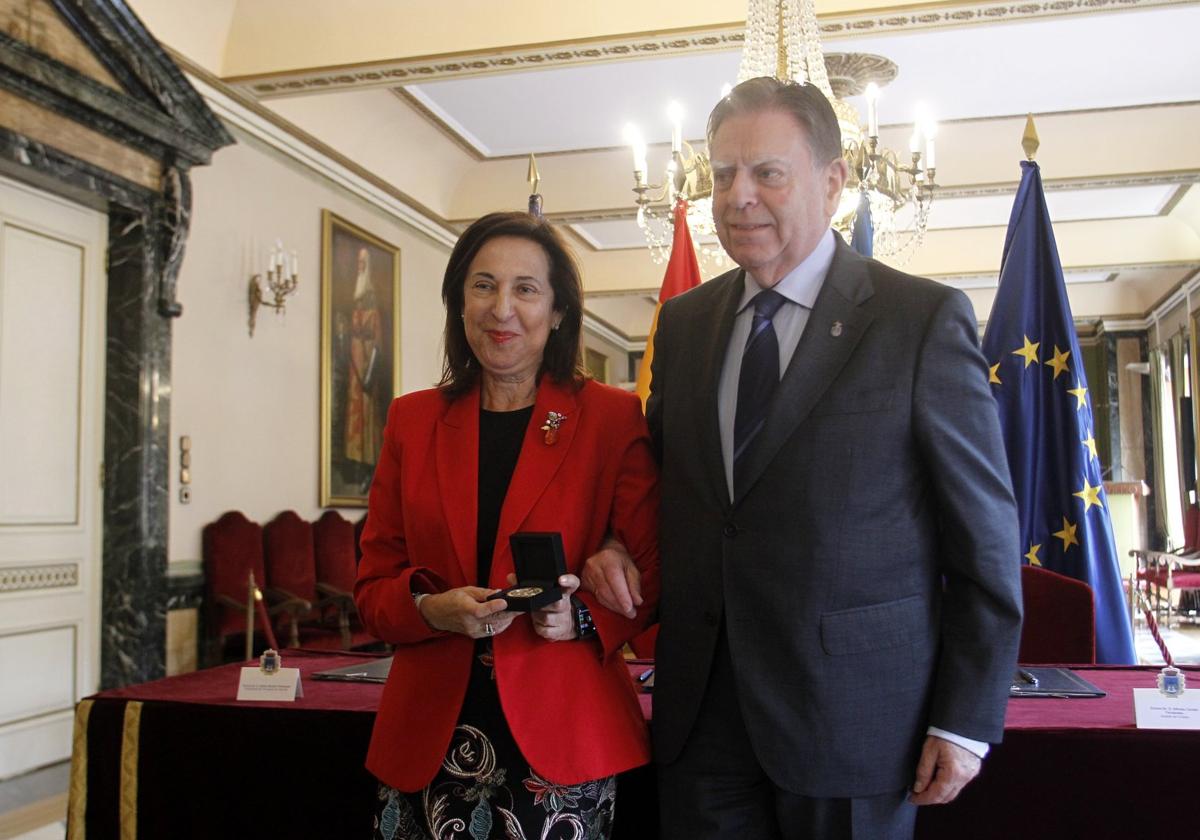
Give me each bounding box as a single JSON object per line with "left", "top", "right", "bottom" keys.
{"left": 635, "top": 198, "right": 703, "bottom": 410}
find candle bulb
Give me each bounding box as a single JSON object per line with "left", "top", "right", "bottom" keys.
{"left": 909, "top": 129, "right": 922, "bottom": 156}
{"left": 667, "top": 101, "right": 684, "bottom": 154}
{"left": 291, "top": 251, "right": 298, "bottom": 277}
{"left": 864, "top": 83, "right": 880, "bottom": 138}
{"left": 924, "top": 122, "right": 938, "bottom": 171}
{"left": 623, "top": 123, "right": 647, "bottom": 180}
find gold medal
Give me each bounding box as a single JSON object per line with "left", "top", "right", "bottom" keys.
{"left": 507, "top": 586, "right": 544, "bottom": 598}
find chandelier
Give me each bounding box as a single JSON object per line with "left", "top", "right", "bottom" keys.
{"left": 626, "top": 0, "right": 938, "bottom": 265}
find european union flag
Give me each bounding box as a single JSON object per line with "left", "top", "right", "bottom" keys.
{"left": 981, "top": 159, "right": 1136, "bottom": 664}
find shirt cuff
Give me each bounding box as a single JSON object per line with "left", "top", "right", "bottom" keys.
{"left": 927, "top": 727, "right": 989, "bottom": 759}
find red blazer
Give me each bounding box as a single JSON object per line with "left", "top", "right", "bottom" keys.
{"left": 356, "top": 377, "right": 660, "bottom": 791}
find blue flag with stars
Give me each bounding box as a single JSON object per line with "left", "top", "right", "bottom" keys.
{"left": 981, "top": 159, "right": 1136, "bottom": 664}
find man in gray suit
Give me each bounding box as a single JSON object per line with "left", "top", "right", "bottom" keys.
{"left": 585, "top": 77, "right": 1022, "bottom": 839}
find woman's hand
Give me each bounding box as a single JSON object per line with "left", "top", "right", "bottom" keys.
{"left": 417, "top": 587, "right": 515, "bottom": 639}
{"left": 524, "top": 574, "right": 581, "bottom": 642}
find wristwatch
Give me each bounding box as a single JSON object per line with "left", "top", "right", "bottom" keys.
{"left": 571, "top": 596, "right": 597, "bottom": 640}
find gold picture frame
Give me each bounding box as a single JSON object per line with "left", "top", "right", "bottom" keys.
{"left": 320, "top": 210, "right": 401, "bottom": 507}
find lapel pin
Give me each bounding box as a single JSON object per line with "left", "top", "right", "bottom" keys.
{"left": 541, "top": 411, "right": 567, "bottom": 445}
{"left": 830, "top": 321, "right": 844, "bottom": 338}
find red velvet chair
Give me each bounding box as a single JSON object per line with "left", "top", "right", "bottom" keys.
{"left": 1018, "top": 565, "right": 1096, "bottom": 664}
{"left": 313, "top": 510, "right": 377, "bottom": 649}
{"left": 1130, "top": 504, "right": 1200, "bottom": 627}
{"left": 353, "top": 513, "right": 367, "bottom": 564}
{"left": 202, "top": 511, "right": 296, "bottom": 664}
{"left": 262, "top": 511, "right": 346, "bottom": 650}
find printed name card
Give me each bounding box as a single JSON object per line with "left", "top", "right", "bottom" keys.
{"left": 237, "top": 666, "right": 304, "bottom": 702}
{"left": 1133, "top": 688, "right": 1200, "bottom": 730}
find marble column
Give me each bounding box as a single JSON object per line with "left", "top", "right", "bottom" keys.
{"left": 100, "top": 203, "right": 172, "bottom": 688}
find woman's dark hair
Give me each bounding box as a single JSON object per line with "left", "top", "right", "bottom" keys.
{"left": 438, "top": 211, "right": 586, "bottom": 398}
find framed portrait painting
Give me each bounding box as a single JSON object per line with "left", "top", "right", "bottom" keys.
{"left": 320, "top": 210, "right": 401, "bottom": 507}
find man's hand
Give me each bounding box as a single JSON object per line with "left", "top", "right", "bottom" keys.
{"left": 580, "top": 538, "right": 642, "bottom": 619}
{"left": 909, "top": 735, "right": 982, "bottom": 805}
{"left": 524, "top": 574, "right": 582, "bottom": 642}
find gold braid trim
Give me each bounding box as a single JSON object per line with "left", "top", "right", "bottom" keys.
{"left": 119, "top": 701, "right": 143, "bottom": 840}
{"left": 66, "top": 699, "right": 93, "bottom": 840}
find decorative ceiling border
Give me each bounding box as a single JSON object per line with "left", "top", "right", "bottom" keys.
{"left": 525, "top": 171, "right": 1200, "bottom": 251}
{"left": 228, "top": 24, "right": 743, "bottom": 98}
{"left": 226, "top": 0, "right": 1191, "bottom": 99}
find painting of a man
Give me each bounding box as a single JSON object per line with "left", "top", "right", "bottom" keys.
{"left": 322, "top": 211, "right": 400, "bottom": 506}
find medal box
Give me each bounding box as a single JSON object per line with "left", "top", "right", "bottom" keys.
{"left": 488, "top": 531, "right": 567, "bottom": 611}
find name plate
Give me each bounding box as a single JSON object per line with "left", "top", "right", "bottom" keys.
{"left": 1133, "top": 688, "right": 1200, "bottom": 730}
{"left": 237, "top": 667, "right": 304, "bottom": 702}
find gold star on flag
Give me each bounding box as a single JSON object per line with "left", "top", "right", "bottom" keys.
{"left": 1067, "top": 382, "right": 1089, "bottom": 409}
{"left": 1074, "top": 480, "right": 1104, "bottom": 511}
{"left": 1082, "top": 433, "right": 1098, "bottom": 460}
{"left": 1045, "top": 346, "right": 1071, "bottom": 380}
{"left": 1053, "top": 517, "right": 1079, "bottom": 551}
{"left": 989, "top": 363, "right": 1001, "bottom": 385}
{"left": 1012, "top": 335, "right": 1040, "bottom": 368}
{"left": 1025, "top": 543, "right": 1042, "bottom": 566}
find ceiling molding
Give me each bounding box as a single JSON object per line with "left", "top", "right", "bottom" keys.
{"left": 225, "top": 0, "right": 1189, "bottom": 99}
{"left": 171, "top": 52, "right": 459, "bottom": 249}
{"left": 531, "top": 172, "right": 1200, "bottom": 249}
{"left": 936, "top": 260, "right": 1200, "bottom": 290}
{"left": 390, "top": 88, "right": 484, "bottom": 160}
{"left": 1144, "top": 266, "right": 1200, "bottom": 325}
{"left": 1099, "top": 317, "right": 1151, "bottom": 332}
{"left": 228, "top": 24, "right": 745, "bottom": 98}
{"left": 582, "top": 311, "right": 639, "bottom": 352}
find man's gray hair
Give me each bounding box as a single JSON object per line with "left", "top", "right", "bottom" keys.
{"left": 707, "top": 77, "right": 843, "bottom": 166}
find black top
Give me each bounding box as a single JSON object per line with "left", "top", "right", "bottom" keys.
{"left": 476, "top": 405, "right": 534, "bottom": 587}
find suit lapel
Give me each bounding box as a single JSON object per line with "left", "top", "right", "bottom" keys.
{"left": 436, "top": 386, "right": 480, "bottom": 586}
{"left": 734, "top": 240, "right": 876, "bottom": 504}
{"left": 694, "top": 270, "right": 744, "bottom": 512}
{"left": 490, "top": 378, "right": 580, "bottom": 586}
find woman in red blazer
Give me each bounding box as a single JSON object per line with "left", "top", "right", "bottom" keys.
{"left": 356, "top": 211, "right": 659, "bottom": 840}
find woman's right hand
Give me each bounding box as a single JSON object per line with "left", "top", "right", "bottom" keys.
{"left": 417, "top": 587, "right": 515, "bottom": 639}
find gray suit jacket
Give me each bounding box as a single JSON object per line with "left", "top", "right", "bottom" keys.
{"left": 647, "top": 237, "right": 1023, "bottom": 798}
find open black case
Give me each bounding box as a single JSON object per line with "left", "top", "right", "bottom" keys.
{"left": 487, "top": 531, "right": 567, "bottom": 611}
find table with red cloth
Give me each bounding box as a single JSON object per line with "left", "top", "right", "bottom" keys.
{"left": 68, "top": 654, "right": 1198, "bottom": 839}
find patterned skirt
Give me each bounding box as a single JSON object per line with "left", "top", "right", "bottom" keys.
{"left": 373, "top": 642, "right": 618, "bottom": 840}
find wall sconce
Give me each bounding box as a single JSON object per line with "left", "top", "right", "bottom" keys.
{"left": 248, "top": 240, "right": 298, "bottom": 336}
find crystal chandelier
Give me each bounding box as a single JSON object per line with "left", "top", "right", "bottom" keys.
{"left": 627, "top": 0, "right": 938, "bottom": 265}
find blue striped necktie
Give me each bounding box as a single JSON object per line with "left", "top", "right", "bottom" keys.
{"left": 734, "top": 289, "right": 786, "bottom": 495}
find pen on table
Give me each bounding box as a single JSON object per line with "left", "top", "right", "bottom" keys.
{"left": 637, "top": 667, "right": 654, "bottom": 683}
{"left": 1017, "top": 668, "right": 1039, "bottom": 687}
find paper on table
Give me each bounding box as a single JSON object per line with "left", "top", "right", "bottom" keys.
{"left": 1132, "top": 688, "right": 1200, "bottom": 730}
{"left": 237, "top": 666, "right": 304, "bottom": 702}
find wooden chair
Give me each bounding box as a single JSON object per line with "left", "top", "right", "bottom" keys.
{"left": 313, "top": 510, "right": 376, "bottom": 649}
{"left": 262, "top": 510, "right": 349, "bottom": 650}
{"left": 201, "top": 511, "right": 304, "bottom": 664}
{"left": 1129, "top": 504, "right": 1200, "bottom": 628}
{"left": 1018, "top": 565, "right": 1096, "bottom": 664}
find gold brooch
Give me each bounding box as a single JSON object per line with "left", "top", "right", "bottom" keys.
{"left": 541, "top": 411, "right": 567, "bottom": 445}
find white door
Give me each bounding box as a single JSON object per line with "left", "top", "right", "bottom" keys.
{"left": 0, "top": 174, "right": 106, "bottom": 779}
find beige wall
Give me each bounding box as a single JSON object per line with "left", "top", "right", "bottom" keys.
{"left": 582, "top": 331, "right": 632, "bottom": 386}
{"left": 169, "top": 127, "right": 451, "bottom": 564}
